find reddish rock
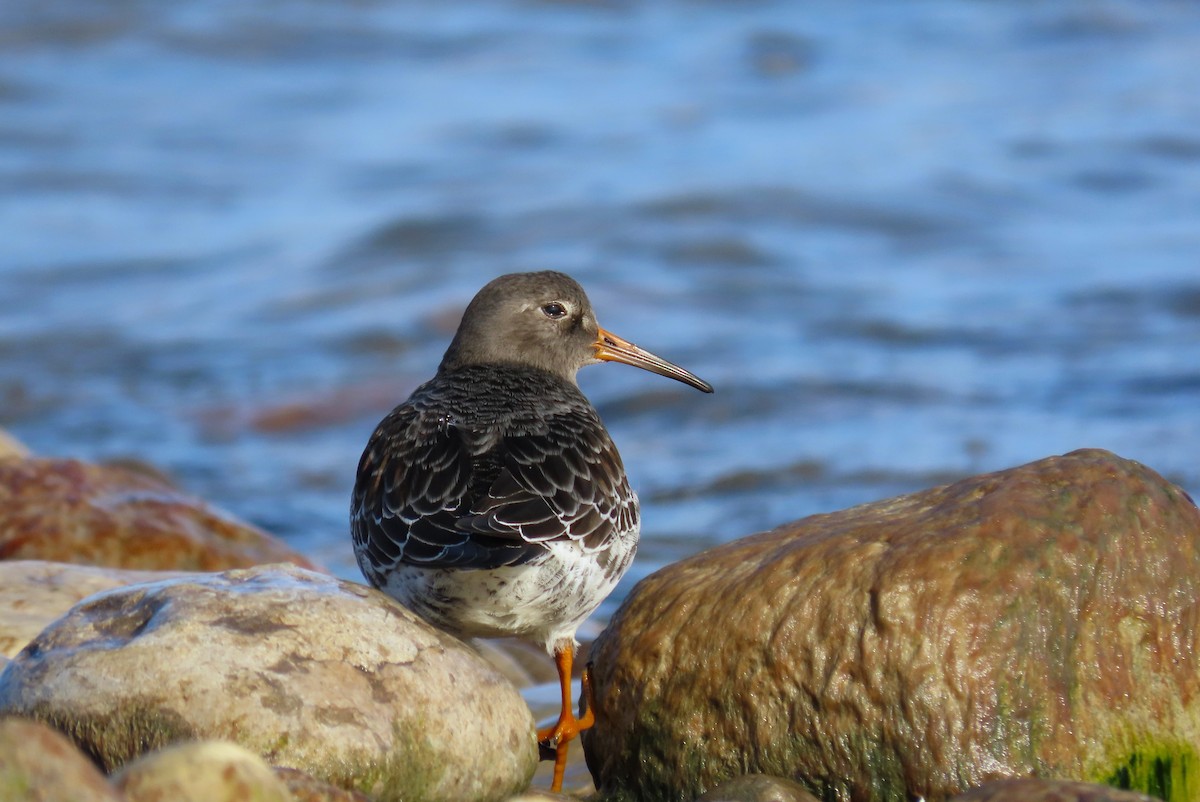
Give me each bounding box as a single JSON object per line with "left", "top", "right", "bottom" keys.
{"left": 113, "top": 740, "right": 291, "bottom": 802}
{"left": 195, "top": 380, "right": 407, "bottom": 438}
{"left": 584, "top": 450, "right": 1200, "bottom": 802}
{"left": 274, "top": 766, "right": 373, "bottom": 802}
{"left": 0, "top": 716, "right": 124, "bottom": 802}
{"left": 0, "top": 457, "right": 318, "bottom": 571}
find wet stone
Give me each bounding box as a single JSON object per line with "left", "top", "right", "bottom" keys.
{"left": 0, "top": 457, "right": 318, "bottom": 571}
{"left": 585, "top": 450, "right": 1200, "bottom": 802}
{"left": 949, "top": 778, "right": 1162, "bottom": 802}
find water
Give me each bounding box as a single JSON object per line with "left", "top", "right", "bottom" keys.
{"left": 2, "top": 1, "right": 1199, "bottom": 621}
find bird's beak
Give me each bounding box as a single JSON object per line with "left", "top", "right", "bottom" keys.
{"left": 594, "top": 328, "right": 714, "bottom": 393}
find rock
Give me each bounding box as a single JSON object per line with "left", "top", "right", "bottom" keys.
{"left": 474, "top": 638, "right": 562, "bottom": 688}
{"left": 113, "top": 740, "right": 291, "bottom": 802}
{"left": 0, "top": 457, "right": 318, "bottom": 571}
{"left": 274, "top": 767, "right": 372, "bottom": 802}
{"left": 502, "top": 792, "right": 576, "bottom": 802}
{"left": 0, "top": 560, "right": 185, "bottom": 658}
{"left": 0, "top": 716, "right": 124, "bottom": 802}
{"left": 584, "top": 449, "right": 1200, "bottom": 802}
{"left": 0, "top": 429, "right": 30, "bottom": 460}
{"left": 0, "top": 564, "right": 538, "bottom": 802}
{"left": 949, "top": 778, "right": 1161, "bottom": 801}
{"left": 694, "top": 774, "right": 820, "bottom": 802}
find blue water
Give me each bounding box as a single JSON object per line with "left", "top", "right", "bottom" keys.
{"left": 3, "top": 1, "right": 1199, "bottom": 619}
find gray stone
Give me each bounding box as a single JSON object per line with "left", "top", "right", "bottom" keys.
{"left": 0, "top": 564, "right": 538, "bottom": 802}
{"left": 0, "top": 560, "right": 184, "bottom": 658}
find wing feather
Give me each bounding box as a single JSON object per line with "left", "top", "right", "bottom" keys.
{"left": 350, "top": 373, "right": 640, "bottom": 578}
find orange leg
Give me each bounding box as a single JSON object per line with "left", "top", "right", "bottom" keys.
{"left": 536, "top": 644, "right": 596, "bottom": 792}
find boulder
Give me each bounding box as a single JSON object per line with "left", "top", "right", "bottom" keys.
{"left": 274, "top": 766, "right": 373, "bottom": 802}
{"left": 694, "top": 774, "right": 821, "bottom": 802}
{"left": 949, "top": 778, "right": 1161, "bottom": 801}
{"left": 113, "top": 740, "right": 291, "bottom": 802}
{"left": 584, "top": 450, "right": 1200, "bottom": 802}
{"left": 0, "top": 716, "right": 124, "bottom": 802}
{"left": 502, "top": 792, "right": 577, "bottom": 802}
{"left": 474, "top": 637, "right": 564, "bottom": 688}
{"left": 0, "top": 560, "right": 184, "bottom": 658}
{"left": 0, "top": 564, "right": 538, "bottom": 802}
{"left": 0, "top": 457, "right": 317, "bottom": 571}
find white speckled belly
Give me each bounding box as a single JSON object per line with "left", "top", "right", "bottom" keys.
{"left": 381, "top": 531, "right": 637, "bottom": 653}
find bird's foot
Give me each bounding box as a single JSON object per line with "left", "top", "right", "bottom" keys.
{"left": 536, "top": 709, "right": 592, "bottom": 751}
{"left": 537, "top": 663, "right": 596, "bottom": 790}
{"left": 537, "top": 661, "right": 596, "bottom": 747}
{"left": 537, "top": 710, "right": 592, "bottom": 789}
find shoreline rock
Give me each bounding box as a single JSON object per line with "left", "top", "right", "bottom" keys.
{"left": 584, "top": 449, "right": 1200, "bottom": 802}
{"left": 0, "top": 716, "right": 124, "bottom": 802}
{"left": 0, "top": 564, "right": 538, "bottom": 802}
{"left": 113, "top": 740, "right": 292, "bottom": 802}
{"left": 0, "top": 457, "right": 318, "bottom": 571}
{"left": 0, "top": 560, "right": 187, "bottom": 658}
{"left": 948, "top": 778, "right": 1161, "bottom": 801}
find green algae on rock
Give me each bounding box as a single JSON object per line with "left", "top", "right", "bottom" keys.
{"left": 1100, "top": 745, "right": 1199, "bottom": 802}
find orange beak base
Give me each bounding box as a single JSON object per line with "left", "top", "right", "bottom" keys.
{"left": 594, "top": 328, "right": 713, "bottom": 393}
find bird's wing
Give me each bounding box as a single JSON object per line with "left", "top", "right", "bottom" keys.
{"left": 352, "top": 403, "right": 535, "bottom": 572}
{"left": 351, "top": 402, "right": 637, "bottom": 573}
{"left": 457, "top": 407, "right": 638, "bottom": 554}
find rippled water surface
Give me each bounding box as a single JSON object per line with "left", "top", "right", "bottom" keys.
{"left": 3, "top": 1, "right": 1199, "bottom": 618}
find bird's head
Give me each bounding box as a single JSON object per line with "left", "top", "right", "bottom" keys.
{"left": 439, "top": 271, "right": 713, "bottom": 393}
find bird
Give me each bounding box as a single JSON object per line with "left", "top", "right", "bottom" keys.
{"left": 350, "top": 270, "right": 712, "bottom": 791}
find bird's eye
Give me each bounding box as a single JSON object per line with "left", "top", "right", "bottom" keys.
{"left": 541, "top": 302, "right": 568, "bottom": 320}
